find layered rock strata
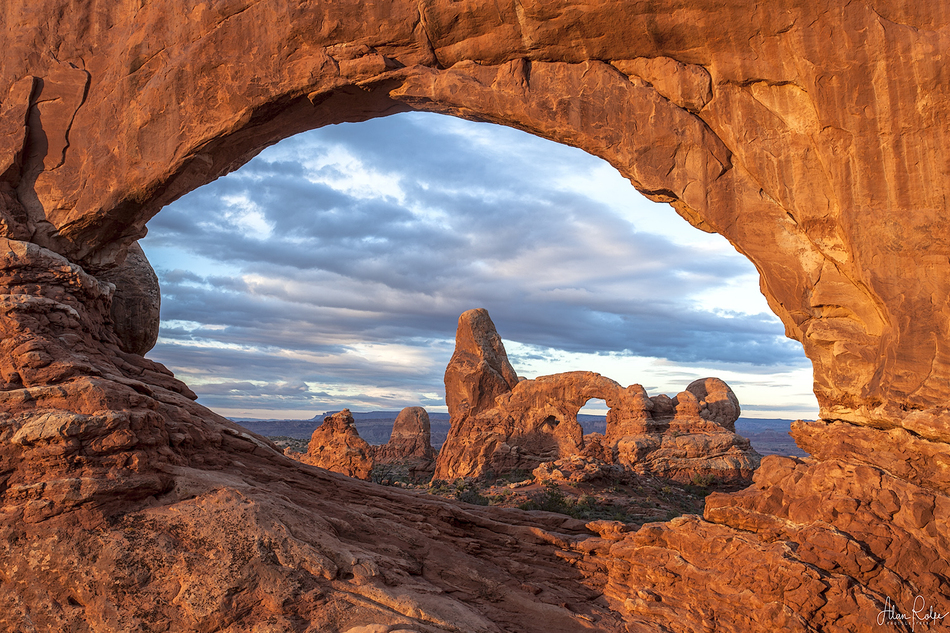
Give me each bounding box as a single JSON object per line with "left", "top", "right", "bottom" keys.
{"left": 436, "top": 311, "right": 759, "bottom": 484}
{"left": 1, "top": 1, "right": 949, "bottom": 631}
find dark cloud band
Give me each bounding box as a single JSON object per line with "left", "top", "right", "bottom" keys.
{"left": 142, "top": 112, "right": 816, "bottom": 418}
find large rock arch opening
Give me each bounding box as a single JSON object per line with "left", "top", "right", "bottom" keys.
{"left": 2, "top": 1, "right": 948, "bottom": 631}
{"left": 139, "top": 109, "right": 810, "bottom": 425}
{"left": 5, "top": 1, "right": 946, "bottom": 437}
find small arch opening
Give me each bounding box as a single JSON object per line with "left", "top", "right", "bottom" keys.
{"left": 540, "top": 415, "right": 560, "bottom": 432}
{"left": 578, "top": 398, "right": 608, "bottom": 436}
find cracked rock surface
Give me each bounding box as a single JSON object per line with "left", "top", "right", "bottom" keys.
{"left": 1, "top": 1, "right": 949, "bottom": 631}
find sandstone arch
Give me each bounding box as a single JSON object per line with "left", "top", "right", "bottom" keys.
{"left": 436, "top": 311, "right": 758, "bottom": 483}
{"left": 2, "top": 1, "right": 949, "bottom": 631}
{"left": 3, "top": 1, "right": 947, "bottom": 438}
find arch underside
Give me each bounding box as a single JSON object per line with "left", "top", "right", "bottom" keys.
{"left": 1, "top": 1, "right": 949, "bottom": 630}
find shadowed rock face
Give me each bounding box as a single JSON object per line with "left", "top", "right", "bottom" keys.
{"left": 372, "top": 406, "right": 438, "bottom": 482}
{"left": 436, "top": 314, "right": 759, "bottom": 484}
{"left": 2, "top": 2, "right": 949, "bottom": 631}
{"left": 98, "top": 241, "right": 161, "bottom": 356}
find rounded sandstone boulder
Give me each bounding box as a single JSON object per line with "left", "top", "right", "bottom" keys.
{"left": 98, "top": 242, "right": 161, "bottom": 356}
{"left": 686, "top": 377, "right": 740, "bottom": 432}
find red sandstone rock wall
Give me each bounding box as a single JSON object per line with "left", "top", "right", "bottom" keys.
{"left": 5, "top": 1, "right": 948, "bottom": 438}
{"left": 1, "top": 2, "right": 949, "bottom": 631}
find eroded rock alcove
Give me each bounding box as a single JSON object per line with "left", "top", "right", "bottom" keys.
{"left": 1, "top": 1, "right": 948, "bottom": 631}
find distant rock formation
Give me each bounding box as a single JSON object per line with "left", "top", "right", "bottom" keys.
{"left": 293, "top": 409, "right": 374, "bottom": 480}
{"left": 435, "top": 310, "right": 760, "bottom": 484}
{"left": 681, "top": 377, "right": 741, "bottom": 432}
{"left": 372, "top": 406, "right": 438, "bottom": 482}
{"left": 444, "top": 308, "right": 520, "bottom": 422}
{"left": 613, "top": 378, "right": 757, "bottom": 483}
{"left": 284, "top": 407, "right": 438, "bottom": 482}
{"left": 375, "top": 406, "right": 437, "bottom": 461}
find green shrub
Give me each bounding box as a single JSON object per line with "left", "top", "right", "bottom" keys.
{"left": 488, "top": 490, "right": 514, "bottom": 506}
{"left": 453, "top": 480, "right": 489, "bottom": 506}
{"left": 428, "top": 479, "right": 452, "bottom": 495}
{"left": 370, "top": 465, "right": 401, "bottom": 486}
{"left": 501, "top": 469, "right": 531, "bottom": 484}
{"left": 517, "top": 484, "right": 640, "bottom": 523}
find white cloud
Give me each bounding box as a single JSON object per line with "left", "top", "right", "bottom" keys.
{"left": 141, "top": 112, "right": 818, "bottom": 420}
{"left": 215, "top": 193, "right": 274, "bottom": 239}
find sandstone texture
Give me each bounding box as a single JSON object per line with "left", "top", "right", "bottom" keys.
{"left": 2, "top": 1, "right": 950, "bottom": 631}
{"left": 97, "top": 241, "right": 161, "bottom": 356}
{"left": 292, "top": 409, "right": 374, "bottom": 480}
{"left": 436, "top": 311, "right": 759, "bottom": 484}
{"left": 444, "top": 308, "right": 521, "bottom": 423}
{"left": 372, "top": 406, "right": 438, "bottom": 482}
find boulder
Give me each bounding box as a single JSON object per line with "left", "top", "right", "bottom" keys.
{"left": 686, "top": 377, "right": 740, "bottom": 432}
{"left": 98, "top": 242, "right": 161, "bottom": 356}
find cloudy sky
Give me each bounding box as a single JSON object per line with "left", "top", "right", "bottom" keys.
{"left": 139, "top": 111, "right": 818, "bottom": 421}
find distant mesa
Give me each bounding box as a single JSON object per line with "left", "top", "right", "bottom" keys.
{"left": 435, "top": 308, "right": 760, "bottom": 485}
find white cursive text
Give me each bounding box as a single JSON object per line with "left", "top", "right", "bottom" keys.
{"left": 877, "top": 596, "right": 949, "bottom": 630}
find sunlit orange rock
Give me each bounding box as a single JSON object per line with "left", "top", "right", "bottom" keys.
{"left": 1, "top": 1, "right": 949, "bottom": 630}
{"left": 436, "top": 311, "right": 759, "bottom": 484}
{"left": 443, "top": 308, "right": 521, "bottom": 423}
{"left": 294, "top": 409, "right": 374, "bottom": 480}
